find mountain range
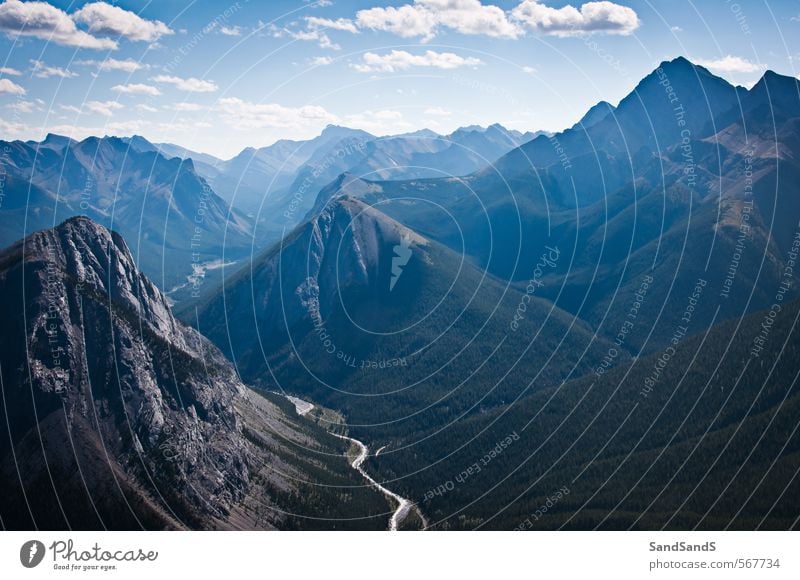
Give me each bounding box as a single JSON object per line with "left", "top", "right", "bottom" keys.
{"left": 1, "top": 56, "right": 799, "bottom": 530}
{"left": 304, "top": 57, "right": 800, "bottom": 349}
{"left": 0, "top": 133, "right": 254, "bottom": 296}
{"left": 139, "top": 123, "right": 540, "bottom": 236}
{"left": 185, "top": 56, "right": 800, "bottom": 529}
{"left": 1, "top": 122, "right": 539, "bottom": 303}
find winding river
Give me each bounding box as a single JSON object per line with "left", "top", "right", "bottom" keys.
{"left": 332, "top": 433, "right": 427, "bottom": 531}
{"left": 281, "top": 393, "right": 425, "bottom": 530}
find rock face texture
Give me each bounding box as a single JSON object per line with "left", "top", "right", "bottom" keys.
{"left": 0, "top": 216, "right": 252, "bottom": 529}
{"left": 0, "top": 217, "right": 388, "bottom": 530}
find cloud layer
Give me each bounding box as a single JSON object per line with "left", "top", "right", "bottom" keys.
{"left": 694, "top": 55, "right": 766, "bottom": 74}
{"left": 0, "top": 0, "right": 172, "bottom": 50}
{"left": 76, "top": 58, "right": 146, "bottom": 72}
{"left": 298, "top": 0, "right": 640, "bottom": 42}
{"left": 151, "top": 75, "right": 219, "bottom": 93}
{"left": 353, "top": 49, "right": 483, "bottom": 73}
{"left": 112, "top": 83, "right": 162, "bottom": 96}
{"left": 218, "top": 97, "right": 336, "bottom": 130}
{"left": 73, "top": 2, "right": 172, "bottom": 43}
{"left": 0, "top": 77, "right": 25, "bottom": 95}
{"left": 357, "top": 0, "right": 522, "bottom": 40}
{"left": 511, "top": 0, "right": 640, "bottom": 37}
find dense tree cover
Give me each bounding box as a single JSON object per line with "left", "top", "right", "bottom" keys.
{"left": 367, "top": 297, "right": 800, "bottom": 530}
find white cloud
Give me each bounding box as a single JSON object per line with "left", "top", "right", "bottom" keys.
{"left": 60, "top": 100, "right": 123, "bottom": 117}
{"left": 289, "top": 0, "right": 640, "bottom": 42}
{"left": 0, "top": 0, "right": 117, "bottom": 49}
{"left": 511, "top": 0, "right": 640, "bottom": 37}
{"left": 171, "top": 102, "right": 205, "bottom": 112}
{"left": 694, "top": 55, "right": 765, "bottom": 74}
{"left": 522, "top": 65, "right": 537, "bottom": 74}
{"left": 219, "top": 25, "right": 242, "bottom": 36}
{"left": 343, "top": 109, "right": 411, "bottom": 134}
{"left": 272, "top": 15, "right": 359, "bottom": 51}
{"left": 6, "top": 99, "right": 41, "bottom": 113}
{"left": 218, "top": 97, "right": 337, "bottom": 130}
{"left": 0, "top": 77, "right": 26, "bottom": 95}
{"left": 151, "top": 74, "right": 219, "bottom": 92}
{"left": 84, "top": 100, "right": 123, "bottom": 116}
{"left": 353, "top": 49, "right": 483, "bottom": 73}
{"left": 299, "top": 29, "right": 338, "bottom": 49}
{"left": 356, "top": 0, "right": 521, "bottom": 40}
{"left": 72, "top": 2, "right": 172, "bottom": 42}
{"left": 30, "top": 59, "right": 77, "bottom": 78}
{"left": 76, "top": 58, "right": 146, "bottom": 72}
{"left": 136, "top": 103, "right": 158, "bottom": 113}
{"left": 270, "top": 23, "right": 340, "bottom": 50}
{"left": 309, "top": 56, "right": 334, "bottom": 66}
{"left": 0, "top": 118, "right": 29, "bottom": 135}
{"left": 0, "top": 66, "right": 21, "bottom": 75}
{"left": 305, "top": 16, "right": 359, "bottom": 33}
{"left": 112, "top": 83, "right": 162, "bottom": 96}
{"left": 424, "top": 106, "right": 452, "bottom": 116}
{"left": 356, "top": 5, "right": 436, "bottom": 39}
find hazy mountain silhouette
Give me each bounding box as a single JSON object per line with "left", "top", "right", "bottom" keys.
{"left": 0, "top": 134, "right": 254, "bottom": 292}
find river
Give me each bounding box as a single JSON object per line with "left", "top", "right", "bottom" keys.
{"left": 282, "top": 394, "right": 425, "bottom": 530}
{"left": 332, "top": 433, "right": 427, "bottom": 531}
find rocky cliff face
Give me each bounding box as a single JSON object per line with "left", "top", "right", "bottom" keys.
{"left": 0, "top": 217, "right": 388, "bottom": 530}
{"left": 0, "top": 216, "right": 251, "bottom": 528}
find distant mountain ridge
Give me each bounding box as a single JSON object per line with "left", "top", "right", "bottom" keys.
{"left": 0, "top": 133, "right": 254, "bottom": 293}
{"left": 155, "top": 123, "right": 540, "bottom": 232}
{"left": 0, "top": 121, "right": 544, "bottom": 306}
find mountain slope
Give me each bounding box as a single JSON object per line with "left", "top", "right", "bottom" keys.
{"left": 279, "top": 124, "right": 536, "bottom": 225}
{"left": 380, "top": 296, "right": 800, "bottom": 530}
{"left": 0, "top": 217, "right": 391, "bottom": 530}
{"left": 188, "top": 197, "right": 613, "bottom": 446}
{"left": 124, "top": 136, "right": 226, "bottom": 183}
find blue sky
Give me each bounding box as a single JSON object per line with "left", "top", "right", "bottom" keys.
{"left": 0, "top": 0, "right": 799, "bottom": 158}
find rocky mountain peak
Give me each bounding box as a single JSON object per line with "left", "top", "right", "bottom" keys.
{"left": 0, "top": 216, "right": 254, "bottom": 528}
{"left": 18, "top": 216, "right": 181, "bottom": 343}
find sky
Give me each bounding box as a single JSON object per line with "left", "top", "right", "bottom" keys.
{"left": 0, "top": 0, "right": 799, "bottom": 159}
